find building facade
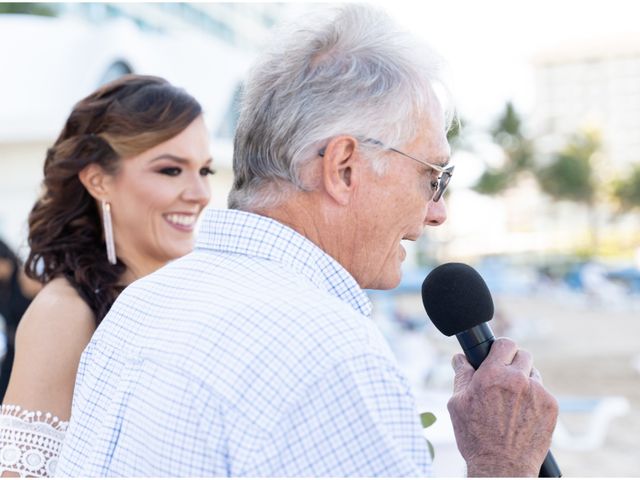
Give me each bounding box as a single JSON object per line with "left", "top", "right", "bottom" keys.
{"left": 533, "top": 34, "right": 640, "bottom": 171}
{"left": 0, "top": 4, "right": 293, "bottom": 253}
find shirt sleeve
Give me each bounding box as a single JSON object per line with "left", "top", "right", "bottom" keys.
{"left": 241, "top": 352, "right": 432, "bottom": 477}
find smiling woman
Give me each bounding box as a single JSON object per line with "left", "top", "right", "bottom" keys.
{"left": 0, "top": 74, "right": 212, "bottom": 477}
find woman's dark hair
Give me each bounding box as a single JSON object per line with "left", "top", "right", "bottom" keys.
{"left": 0, "top": 239, "right": 21, "bottom": 303}
{"left": 0, "top": 239, "right": 32, "bottom": 398}
{"left": 25, "top": 74, "right": 203, "bottom": 322}
{"left": 0, "top": 240, "right": 19, "bottom": 271}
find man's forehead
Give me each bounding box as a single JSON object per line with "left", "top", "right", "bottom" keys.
{"left": 414, "top": 126, "right": 451, "bottom": 164}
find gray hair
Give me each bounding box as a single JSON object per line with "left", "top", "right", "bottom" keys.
{"left": 229, "top": 4, "right": 453, "bottom": 210}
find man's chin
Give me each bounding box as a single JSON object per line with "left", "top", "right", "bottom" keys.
{"left": 364, "top": 272, "right": 402, "bottom": 291}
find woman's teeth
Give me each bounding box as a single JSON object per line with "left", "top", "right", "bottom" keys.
{"left": 165, "top": 214, "right": 196, "bottom": 227}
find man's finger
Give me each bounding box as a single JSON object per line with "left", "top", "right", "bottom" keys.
{"left": 451, "top": 353, "right": 475, "bottom": 394}
{"left": 530, "top": 367, "right": 544, "bottom": 385}
{"left": 485, "top": 337, "right": 518, "bottom": 365}
{"left": 510, "top": 349, "right": 533, "bottom": 375}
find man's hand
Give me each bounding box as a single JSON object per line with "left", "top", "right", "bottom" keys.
{"left": 447, "top": 337, "right": 559, "bottom": 477}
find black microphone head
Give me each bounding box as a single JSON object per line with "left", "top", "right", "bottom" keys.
{"left": 421, "top": 262, "right": 494, "bottom": 336}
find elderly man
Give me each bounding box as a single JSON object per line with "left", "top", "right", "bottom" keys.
{"left": 57, "top": 5, "right": 557, "bottom": 477}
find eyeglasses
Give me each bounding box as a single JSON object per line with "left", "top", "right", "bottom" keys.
{"left": 318, "top": 137, "right": 454, "bottom": 202}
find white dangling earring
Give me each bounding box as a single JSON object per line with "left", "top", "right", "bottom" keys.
{"left": 101, "top": 199, "right": 117, "bottom": 265}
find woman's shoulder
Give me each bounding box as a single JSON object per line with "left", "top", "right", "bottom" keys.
{"left": 17, "top": 277, "right": 96, "bottom": 346}
{"left": 3, "top": 277, "right": 97, "bottom": 415}
{"left": 29, "top": 276, "right": 92, "bottom": 313}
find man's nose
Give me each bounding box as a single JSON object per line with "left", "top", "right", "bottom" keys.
{"left": 424, "top": 197, "right": 447, "bottom": 226}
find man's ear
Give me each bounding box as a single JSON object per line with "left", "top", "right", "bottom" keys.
{"left": 320, "top": 136, "right": 361, "bottom": 205}
{"left": 78, "top": 163, "right": 111, "bottom": 200}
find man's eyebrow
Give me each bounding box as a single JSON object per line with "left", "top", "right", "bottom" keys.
{"left": 414, "top": 155, "right": 451, "bottom": 171}
{"left": 431, "top": 156, "right": 451, "bottom": 168}
{"left": 150, "top": 154, "right": 213, "bottom": 164}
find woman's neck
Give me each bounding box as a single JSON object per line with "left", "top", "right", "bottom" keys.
{"left": 117, "top": 253, "right": 165, "bottom": 287}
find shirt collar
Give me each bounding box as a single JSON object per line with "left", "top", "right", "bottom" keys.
{"left": 196, "top": 208, "right": 372, "bottom": 317}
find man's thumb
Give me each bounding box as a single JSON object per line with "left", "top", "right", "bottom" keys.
{"left": 451, "top": 353, "right": 474, "bottom": 393}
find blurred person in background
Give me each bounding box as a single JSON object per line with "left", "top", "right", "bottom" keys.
{"left": 0, "top": 74, "right": 213, "bottom": 477}
{"left": 56, "top": 6, "right": 557, "bottom": 477}
{"left": 0, "top": 239, "right": 40, "bottom": 400}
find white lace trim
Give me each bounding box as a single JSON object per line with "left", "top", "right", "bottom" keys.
{"left": 0, "top": 404, "right": 68, "bottom": 477}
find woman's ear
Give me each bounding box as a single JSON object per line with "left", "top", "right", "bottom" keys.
{"left": 78, "top": 164, "right": 111, "bottom": 200}
{"left": 320, "top": 136, "right": 361, "bottom": 206}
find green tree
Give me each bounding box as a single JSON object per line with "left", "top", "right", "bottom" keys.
{"left": 0, "top": 3, "right": 57, "bottom": 16}
{"left": 537, "top": 129, "right": 601, "bottom": 251}
{"left": 537, "top": 132, "right": 598, "bottom": 203}
{"left": 474, "top": 169, "right": 512, "bottom": 195}
{"left": 446, "top": 116, "right": 464, "bottom": 147}
{"left": 474, "top": 102, "right": 535, "bottom": 195}
{"left": 612, "top": 164, "right": 640, "bottom": 211}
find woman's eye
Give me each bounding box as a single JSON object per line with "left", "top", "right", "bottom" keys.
{"left": 200, "top": 167, "right": 216, "bottom": 176}
{"left": 159, "top": 167, "right": 181, "bottom": 176}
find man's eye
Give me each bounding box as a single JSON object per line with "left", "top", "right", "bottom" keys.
{"left": 159, "top": 167, "right": 181, "bottom": 176}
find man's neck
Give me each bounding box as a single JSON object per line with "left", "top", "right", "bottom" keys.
{"left": 250, "top": 193, "right": 356, "bottom": 278}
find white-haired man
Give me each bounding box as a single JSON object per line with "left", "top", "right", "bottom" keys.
{"left": 57, "top": 5, "right": 557, "bottom": 476}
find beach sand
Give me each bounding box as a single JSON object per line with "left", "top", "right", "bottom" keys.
{"left": 382, "top": 290, "right": 640, "bottom": 477}
{"left": 500, "top": 293, "right": 640, "bottom": 477}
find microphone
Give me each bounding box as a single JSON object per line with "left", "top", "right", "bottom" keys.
{"left": 421, "top": 262, "right": 561, "bottom": 478}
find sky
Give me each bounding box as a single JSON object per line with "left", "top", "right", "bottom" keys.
{"left": 367, "top": 0, "right": 640, "bottom": 127}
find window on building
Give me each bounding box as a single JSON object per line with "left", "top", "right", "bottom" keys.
{"left": 98, "top": 61, "right": 133, "bottom": 87}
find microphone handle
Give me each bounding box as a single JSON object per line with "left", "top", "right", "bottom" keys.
{"left": 456, "top": 325, "right": 561, "bottom": 478}
{"left": 539, "top": 451, "right": 562, "bottom": 478}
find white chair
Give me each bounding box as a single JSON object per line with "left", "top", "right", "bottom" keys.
{"left": 553, "top": 395, "right": 631, "bottom": 451}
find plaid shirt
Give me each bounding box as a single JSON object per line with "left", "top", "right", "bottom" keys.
{"left": 56, "top": 209, "right": 431, "bottom": 476}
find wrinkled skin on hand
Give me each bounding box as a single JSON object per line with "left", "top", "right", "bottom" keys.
{"left": 447, "top": 337, "right": 559, "bottom": 477}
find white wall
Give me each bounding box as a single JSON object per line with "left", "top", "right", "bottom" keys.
{"left": 0, "top": 13, "right": 251, "bottom": 257}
